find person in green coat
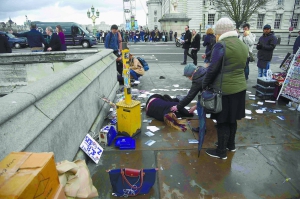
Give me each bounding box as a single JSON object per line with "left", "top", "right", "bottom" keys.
{"left": 203, "top": 18, "right": 248, "bottom": 160}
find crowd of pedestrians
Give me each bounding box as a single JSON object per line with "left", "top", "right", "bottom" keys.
{"left": 96, "top": 29, "right": 175, "bottom": 43}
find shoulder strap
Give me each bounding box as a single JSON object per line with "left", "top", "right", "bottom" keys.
{"left": 219, "top": 41, "right": 226, "bottom": 92}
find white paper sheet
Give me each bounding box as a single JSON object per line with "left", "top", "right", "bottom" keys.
{"left": 146, "top": 126, "right": 160, "bottom": 132}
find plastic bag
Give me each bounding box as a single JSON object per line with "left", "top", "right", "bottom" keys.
{"left": 266, "top": 69, "right": 273, "bottom": 81}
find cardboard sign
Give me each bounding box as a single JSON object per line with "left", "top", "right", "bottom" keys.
{"left": 80, "top": 134, "right": 104, "bottom": 164}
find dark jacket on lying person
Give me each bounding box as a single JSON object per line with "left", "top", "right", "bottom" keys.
{"left": 44, "top": 33, "right": 61, "bottom": 51}
{"left": 176, "top": 66, "right": 207, "bottom": 110}
{"left": 146, "top": 94, "right": 193, "bottom": 121}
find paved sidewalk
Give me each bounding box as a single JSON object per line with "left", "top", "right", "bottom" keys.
{"left": 87, "top": 61, "right": 300, "bottom": 199}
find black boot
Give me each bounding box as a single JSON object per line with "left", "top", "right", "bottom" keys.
{"left": 206, "top": 123, "right": 229, "bottom": 159}
{"left": 227, "top": 121, "right": 237, "bottom": 152}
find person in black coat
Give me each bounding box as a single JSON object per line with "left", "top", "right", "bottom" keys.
{"left": 293, "top": 31, "right": 300, "bottom": 54}
{"left": 44, "top": 26, "right": 61, "bottom": 51}
{"left": 189, "top": 30, "right": 201, "bottom": 66}
{"left": 170, "top": 63, "right": 207, "bottom": 132}
{"left": 181, "top": 25, "right": 192, "bottom": 65}
{"left": 0, "top": 33, "right": 12, "bottom": 53}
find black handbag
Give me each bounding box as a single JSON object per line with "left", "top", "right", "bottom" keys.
{"left": 199, "top": 41, "right": 226, "bottom": 114}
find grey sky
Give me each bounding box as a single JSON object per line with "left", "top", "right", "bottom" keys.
{"left": 0, "top": 0, "right": 147, "bottom": 25}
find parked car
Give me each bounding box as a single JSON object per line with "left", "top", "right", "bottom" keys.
{"left": 0, "top": 31, "right": 27, "bottom": 49}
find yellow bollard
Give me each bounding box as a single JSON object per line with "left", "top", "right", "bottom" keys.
{"left": 116, "top": 48, "right": 141, "bottom": 137}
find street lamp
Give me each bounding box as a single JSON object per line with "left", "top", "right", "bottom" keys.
{"left": 87, "top": 5, "right": 99, "bottom": 35}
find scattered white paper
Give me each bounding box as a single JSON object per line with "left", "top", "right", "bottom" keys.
{"left": 188, "top": 139, "right": 199, "bottom": 144}
{"left": 256, "top": 110, "right": 264, "bottom": 114}
{"left": 249, "top": 94, "right": 255, "bottom": 97}
{"left": 145, "top": 131, "right": 155, "bottom": 137}
{"left": 245, "top": 116, "right": 252, "bottom": 119}
{"left": 138, "top": 94, "right": 147, "bottom": 98}
{"left": 191, "top": 100, "right": 197, "bottom": 103}
{"left": 245, "top": 109, "right": 252, "bottom": 114}
{"left": 249, "top": 97, "right": 256, "bottom": 100}
{"left": 145, "top": 140, "right": 156, "bottom": 146}
{"left": 257, "top": 101, "right": 264, "bottom": 105}
{"left": 134, "top": 81, "right": 140, "bottom": 84}
{"left": 289, "top": 107, "right": 296, "bottom": 111}
{"left": 277, "top": 116, "right": 285, "bottom": 120}
{"left": 212, "top": 119, "right": 217, "bottom": 123}
{"left": 173, "top": 84, "right": 179, "bottom": 87}
{"left": 141, "top": 103, "right": 146, "bottom": 106}
{"left": 185, "top": 106, "right": 190, "bottom": 110}
{"left": 143, "top": 119, "right": 152, "bottom": 123}
{"left": 147, "top": 126, "right": 160, "bottom": 132}
{"left": 265, "top": 100, "right": 276, "bottom": 103}
{"left": 206, "top": 114, "right": 211, "bottom": 118}
{"left": 177, "top": 117, "right": 182, "bottom": 120}
{"left": 109, "top": 108, "right": 113, "bottom": 112}
{"left": 246, "top": 91, "right": 252, "bottom": 93}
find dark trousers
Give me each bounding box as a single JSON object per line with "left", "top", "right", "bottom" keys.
{"left": 244, "top": 57, "right": 250, "bottom": 80}
{"left": 216, "top": 121, "right": 237, "bottom": 155}
{"left": 191, "top": 49, "right": 198, "bottom": 66}
{"left": 183, "top": 48, "right": 189, "bottom": 63}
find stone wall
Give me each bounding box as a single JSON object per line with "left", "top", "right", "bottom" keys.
{"left": 0, "top": 49, "right": 118, "bottom": 162}
{"left": 0, "top": 50, "right": 100, "bottom": 95}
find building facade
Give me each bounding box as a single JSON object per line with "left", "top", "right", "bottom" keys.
{"left": 147, "top": 0, "right": 300, "bottom": 42}
{"left": 146, "top": 0, "right": 163, "bottom": 30}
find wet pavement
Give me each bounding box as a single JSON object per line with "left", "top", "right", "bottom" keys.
{"left": 87, "top": 61, "right": 300, "bottom": 199}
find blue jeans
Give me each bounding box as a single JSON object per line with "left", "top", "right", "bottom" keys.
{"left": 258, "top": 62, "right": 270, "bottom": 77}
{"left": 140, "top": 35, "right": 144, "bottom": 41}
{"left": 244, "top": 57, "right": 250, "bottom": 80}
{"left": 130, "top": 70, "right": 141, "bottom": 80}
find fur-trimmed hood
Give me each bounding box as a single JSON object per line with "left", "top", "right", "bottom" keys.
{"left": 219, "top": 31, "right": 238, "bottom": 41}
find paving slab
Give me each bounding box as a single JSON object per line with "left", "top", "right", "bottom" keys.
{"left": 88, "top": 62, "right": 300, "bottom": 198}
{"left": 156, "top": 148, "right": 299, "bottom": 199}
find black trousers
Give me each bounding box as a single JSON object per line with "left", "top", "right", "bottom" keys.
{"left": 183, "top": 48, "right": 189, "bottom": 63}
{"left": 191, "top": 49, "right": 198, "bottom": 66}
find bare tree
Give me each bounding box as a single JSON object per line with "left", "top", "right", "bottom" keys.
{"left": 214, "top": 0, "right": 268, "bottom": 29}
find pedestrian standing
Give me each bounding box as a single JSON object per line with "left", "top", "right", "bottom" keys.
{"left": 0, "top": 33, "right": 12, "bottom": 53}
{"left": 10, "top": 23, "right": 46, "bottom": 52}
{"left": 293, "top": 30, "right": 300, "bottom": 54}
{"left": 253, "top": 24, "right": 277, "bottom": 88}
{"left": 181, "top": 25, "right": 192, "bottom": 65}
{"left": 239, "top": 23, "right": 256, "bottom": 80}
{"left": 56, "top": 25, "right": 67, "bottom": 51}
{"left": 169, "top": 29, "right": 173, "bottom": 41}
{"left": 203, "top": 18, "right": 248, "bottom": 160}
{"left": 140, "top": 29, "right": 145, "bottom": 42}
{"left": 189, "top": 30, "right": 200, "bottom": 66}
{"left": 202, "top": 28, "right": 216, "bottom": 67}
{"left": 174, "top": 32, "right": 178, "bottom": 42}
{"left": 44, "top": 26, "right": 61, "bottom": 51}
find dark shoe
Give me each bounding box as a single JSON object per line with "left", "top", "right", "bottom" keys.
{"left": 192, "top": 127, "right": 199, "bottom": 132}
{"left": 252, "top": 85, "right": 257, "bottom": 88}
{"left": 214, "top": 142, "right": 236, "bottom": 152}
{"left": 180, "top": 62, "right": 187, "bottom": 65}
{"left": 206, "top": 149, "right": 227, "bottom": 159}
{"left": 159, "top": 76, "right": 166, "bottom": 79}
